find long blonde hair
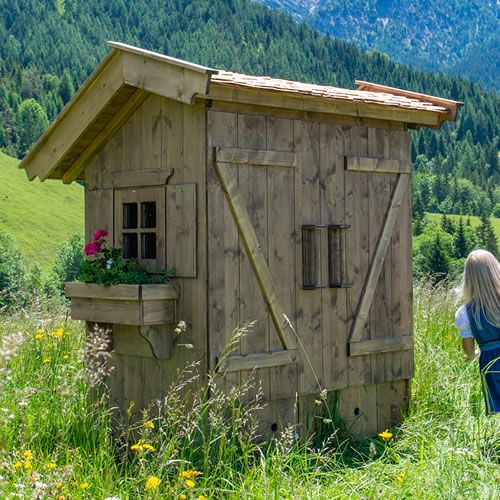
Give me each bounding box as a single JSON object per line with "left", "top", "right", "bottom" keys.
{"left": 458, "top": 249, "right": 500, "bottom": 328}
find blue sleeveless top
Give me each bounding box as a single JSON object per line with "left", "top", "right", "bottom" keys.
{"left": 465, "top": 302, "right": 500, "bottom": 351}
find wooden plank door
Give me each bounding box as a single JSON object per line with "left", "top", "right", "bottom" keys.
{"left": 344, "top": 126, "right": 413, "bottom": 387}
{"left": 207, "top": 111, "right": 299, "bottom": 416}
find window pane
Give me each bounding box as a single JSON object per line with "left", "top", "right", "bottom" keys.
{"left": 141, "top": 233, "right": 157, "bottom": 259}
{"left": 123, "top": 233, "right": 138, "bottom": 259}
{"left": 123, "top": 203, "right": 138, "bottom": 229}
{"left": 141, "top": 202, "right": 156, "bottom": 228}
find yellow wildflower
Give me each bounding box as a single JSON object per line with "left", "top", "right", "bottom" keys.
{"left": 34, "top": 334, "right": 44, "bottom": 341}
{"left": 56, "top": 495, "right": 65, "bottom": 500}
{"left": 145, "top": 476, "right": 161, "bottom": 491}
{"left": 395, "top": 473, "right": 406, "bottom": 484}
{"left": 198, "top": 496, "right": 207, "bottom": 500}
{"left": 42, "top": 357, "right": 50, "bottom": 363}
{"left": 23, "top": 450, "right": 33, "bottom": 460}
{"left": 143, "top": 420, "right": 155, "bottom": 429}
{"left": 131, "top": 439, "right": 155, "bottom": 452}
{"left": 35, "top": 329, "right": 44, "bottom": 334}
{"left": 79, "top": 482, "right": 89, "bottom": 490}
{"left": 23, "top": 461, "right": 33, "bottom": 473}
{"left": 56, "top": 481, "right": 63, "bottom": 490}
{"left": 48, "top": 331, "right": 55, "bottom": 338}
{"left": 63, "top": 355, "right": 69, "bottom": 360}
{"left": 180, "top": 495, "right": 187, "bottom": 500}
{"left": 185, "top": 479, "right": 196, "bottom": 489}
{"left": 181, "top": 470, "right": 202, "bottom": 479}
{"left": 47, "top": 462, "right": 57, "bottom": 470}
{"left": 14, "top": 461, "right": 22, "bottom": 470}
{"left": 378, "top": 429, "right": 393, "bottom": 441}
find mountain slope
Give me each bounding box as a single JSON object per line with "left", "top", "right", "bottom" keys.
{"left": 0, "top": 0, "right": 498, "bottom": 220}
{"left": 257, "top": 0, "right": 500, "bottom": 89}
{"left": 0, "top": 152, "right": 83, "bottom": 271}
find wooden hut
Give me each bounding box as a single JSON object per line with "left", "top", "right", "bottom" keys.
{"left": 20, "top": 42, "right": 461, "bottom": 437}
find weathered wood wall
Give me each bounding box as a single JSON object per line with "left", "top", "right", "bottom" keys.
{"left": 84, "top": 94, "right": 207, "bottom": 415}
{"left": 207, "top": 108, "right": 413, "bottom": 436}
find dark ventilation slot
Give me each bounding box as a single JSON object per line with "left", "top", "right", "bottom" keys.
{"left": 141, "top": 202, "right": 156, "bottom": 229}
{"left": 123, "top": 233, "right": 138, "bottom": 259}
{"left": 141, "top": 233, "right": 157, "bottom": 259}
{"left": 328, "top": 224, "right": 352, "bottom": 288}
{"left": 123, "top": 203, "right": 138, "bottom": 229}
{"left": 302, "top": 226, "right": 323, "bottom": 290}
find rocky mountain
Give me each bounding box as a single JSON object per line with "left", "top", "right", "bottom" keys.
{"left": 256, "top": 0, "right": 500, "bottom": 89}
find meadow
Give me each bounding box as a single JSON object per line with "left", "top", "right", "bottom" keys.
{"left": 0, "top": 283, "right": 498, "bottom": 499}
{"left": 426, "top": 212, "right": 500, "bottom": 241}
{"left": 0, "top": 153, "right": 83, "bottom": 272}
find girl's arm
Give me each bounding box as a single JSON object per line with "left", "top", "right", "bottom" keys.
{"left": 462, "top": 337, "right": 476, "bottom": 362}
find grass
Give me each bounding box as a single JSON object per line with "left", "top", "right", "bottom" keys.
{"left": 0, "top": 152, "right": 84, "bottom": 272}
{"left": 0, "top": 284, "right": 499, "bottom": 498}
{"left": 426, "top": 212, "right": 500, "bottom": 240}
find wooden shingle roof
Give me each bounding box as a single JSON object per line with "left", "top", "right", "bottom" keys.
{"left": 212, "top": 71, "right": 454, "bottom": 115}
{"left": 20, "top": 41, "right": 462, "bottom": 183}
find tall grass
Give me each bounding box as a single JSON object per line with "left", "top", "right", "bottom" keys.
{"left": 0, "top": 283, "right": 498, "bottom": 498}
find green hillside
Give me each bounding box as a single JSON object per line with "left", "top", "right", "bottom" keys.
{"left": 426, "top": 212, "right": 500, "bottom": 241}
{"left": 0, "top": 152, "right": 83, "bottom": 271}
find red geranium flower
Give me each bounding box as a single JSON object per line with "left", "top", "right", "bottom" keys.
{"left": 84, "top": 242, "right": 101, "bottom": 256}
{"left": 93, "top": 229, "right": 108, "bottom": 241}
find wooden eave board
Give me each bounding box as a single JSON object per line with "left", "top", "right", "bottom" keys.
{"left": 206, "top": 83, "right": 443, "bottom": 127}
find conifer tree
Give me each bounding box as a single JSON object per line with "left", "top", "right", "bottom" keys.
{"left": 17, "top": 98, "right": 49, "bottom": 154}
{"left": 428, "top": 233, "right": 450, "bottom": 282}
{"left": 454, "top": 217, "right": 468, "bottom": 258}
{"left": 440, "top": 214, "right": 455, "bottom": 234}
{"left": 476, "top": 214, "right": 499, "bottom": 256}
{"left": 59, "top": 69, "right": 74, "bottom": 105}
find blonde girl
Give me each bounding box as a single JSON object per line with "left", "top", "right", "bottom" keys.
{"left": 455, "top": 249, "right": 499, "bottom": 414}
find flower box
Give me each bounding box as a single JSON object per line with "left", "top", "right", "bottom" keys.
{"left": 65, "top": 282, "right": 178, "bottom": 326}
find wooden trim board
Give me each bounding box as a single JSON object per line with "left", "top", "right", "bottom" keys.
{"left": 349, "top": 336, "right": 413, "bottom": 356}
{"left": 219, "top": 350, "right": 298, "bottom": 372}
{"left": 345, "top": 156, "right": 410, "bottom": 174}
{"left": 215, "top": 147, "right": 296, "bottom": 167}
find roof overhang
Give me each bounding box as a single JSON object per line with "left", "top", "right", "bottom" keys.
{"left": 20, "top": 42, "right": 216, "bottom": 183}
{"left": 20, "top": 41, "right": 462, "bottom": 183}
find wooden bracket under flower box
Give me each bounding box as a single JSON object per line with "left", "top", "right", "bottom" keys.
{"left": 64, "top": 282, "right": 179, "bottom": 326}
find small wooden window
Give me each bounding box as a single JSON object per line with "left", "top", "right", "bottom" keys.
{"left": 328, "top": 224, "right": 352, "bottom": 288}
{"left": 302, "top": 226, "right": 323, "bottom": 289}
{"left": 114, "top": 188, "right": 166, "bottom": 272}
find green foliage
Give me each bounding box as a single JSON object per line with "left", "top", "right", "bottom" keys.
{"left": 50, "top": 234, "right": 84, "bottom": 291}
{"left": 16, "top": 98, "right": 48, "bottom": 155}
{"left": 0, "top": 230, "right": 28, "bottom": 307}
{"left": 0, "top": 285, "right": 498, "bottom": 497}
{"left": 78, "top": 236, "right": 174, "bottom": 286}
{"left": 58, "top": 68, "right": 74, "bottom": 104}
{"left": 475, "top": 214, "right": 499, "bottom": 257}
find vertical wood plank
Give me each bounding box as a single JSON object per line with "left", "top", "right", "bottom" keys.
{"left": 122, "top": 353, "right": 144, "bottom": 421}
{"left": 337, "top": 384, "right": 378, "bottom": 438}
{"left": 166, "top": 183, "right": 197, "bottom": 277}
{"left": 294, "top": 119, "right": 322, "bottom": 395}
{"left": 237, "top": 113, "right": 270, "bottom": 401}
{"left": 267, "top": 116, "right": 298, "bottom": 401}
{"left": 161, "top": 97, "right": 183, "bottom": 176}
{"left": 368, "top": 128, "right": 393, "bottom": 384}
{"left": 122, "top": 103, "right": 142, "bottom": 173}
{"left": 207, "top": 111, "right": 240, "bottom": 391}
{"left": 344, "top": 126, "right": 371, "bottom": 387}
{"left": 320, "top": 123, "right": 348, "bottom": 391}
{"left": 84, "top": 188, "right": 114, "bottom": 244}
{"left": 140, "top": 94, "right": 162, "bottom": 170}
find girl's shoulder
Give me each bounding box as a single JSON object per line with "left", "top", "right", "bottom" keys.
{"left": 455, "top": 303, "right": 471, "bottom": 329}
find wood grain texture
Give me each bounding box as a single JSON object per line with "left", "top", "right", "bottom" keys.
{"left": 345, "top": 156, "right": 409, "bottom": 174}
{"left": 215, "top": 147, "right": 296, "bottom": 167}
{"left": 220, "top": 350, "right": 298, "bottom": 372}
{"left": 349, "top": 336, "right": 413, "bottom": 356}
